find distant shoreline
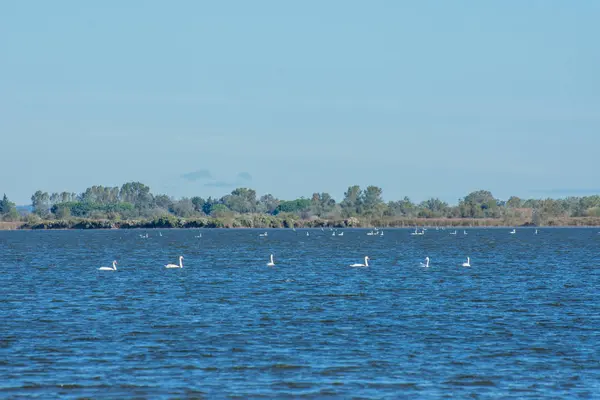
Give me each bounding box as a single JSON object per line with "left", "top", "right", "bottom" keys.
{"left": 2, "top": 216, "right": 600, "bottom": 231}
{"left": 5, "top": 184, "right": 599, "bottom": 231}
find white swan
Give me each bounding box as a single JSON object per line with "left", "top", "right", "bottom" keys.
{"left": 165, "top": 256, "right": 184, "bottom": 269}
{"left": 98, "top": 260, "right": 117, "bottom": 271}
{"left": 380, "top": 231, "right": 384, "bottom": 236}
{"left": 463, "top": 230, "right": 468, "bottom": 235}
{"left": 420, "top": 257, "right": 430, "bottom": 268}
{"left": 332, "top": 231, "right": 336, "bottom": 236}
{"left": 306, "top": 232, "right": 309, "bottom": 236}
{"left": 367, "top": 231, "right": 375, "bottom": 236}
{"left": 510, "top": 229, "right": 516, "bottom": 234}
{"left": 349, "top": 256, "right": 369, "bottom": 267}
{"left": 462, "top": 257, "right": 471, "bottom": 267}
{"left": 450, "top": 230, "right": 457, "bottom": 235}
{"left": 338, "top": 231, "right": 344, "bottom": 236}
{"left": 259, "top": 232, "right": 268, "bottom": 237}
{"left": 535, "top": 229, "right": 538, "bottom": 235}
{"left": 267, "top": 254, "right": 275, "bottom": 267}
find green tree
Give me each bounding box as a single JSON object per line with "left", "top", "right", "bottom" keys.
{"left": 59, "top": 192, "right": 77, "bottom": 203}
{"left": 53, "top": 204, "right": 71, "bottom": 219}
{"left": 210, "top": 203, "right": 230, "bottom": 217}
{"left": 259, "top": 194, "right": 280, "bottom": 214}
{"left": 522, "top": 198, "right": 542, "bottom": 209}
{"left": 418, "top": 198, "right": 449, "bottom": 218}
{"left": 274, "top": 198, "right": 311, "bottom": 215}
{"left": 340, "top": 185, "right": 362, "bottom": 217}
{"left": 119, "top": 182, "right": 153, "bottom": 210}
{"left": 50, "top": 192, "right": 60, "bottom": 208}
{"left": 540, "top": 198, "right": 567, "bottom": 217}
{"left": 506, "top": 196, "right": 522, "bottom": 208}
{"left": 80, "top": 185, "right": 119, "bottom": 204}
{"left": 171, "top": 198, "right": 195, "bottom": 218}
{"left": 222, "top": 188, "right": 258, "bottom": 213}
{"left": 578, "top": 195, "right": 600, "bottom": 217}
{"left": 0, "top": 194, "right": 19, "bottom": 221}
{"left": 310, "top": 192, "right": 336, "bottom": 217}
{"left": 387, "top": 196, "right": 416, "bottom": 217}
{"left": 31, "top": 190, "right": 50, "bottom": 217}
{"left": 190, "top": 196, "right": 206, "bottom": 213}
{"left": 202, "top": 197, "right": 218, "bottom": 215}
{"left": 362, "top": 186, "right": 384, "bottom": 216}
{"left": 460, "top": 190, "right": 500, "bottom": 218}
{"left": 154, "top": 194, "right": 174, "bottom": 210}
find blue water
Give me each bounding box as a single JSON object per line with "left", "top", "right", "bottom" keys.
{"left": 1, "top": 228, "right": 599, "bottom": 398}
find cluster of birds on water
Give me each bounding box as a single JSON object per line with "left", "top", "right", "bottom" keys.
{"left": 99, "top": 227, "right": 537, "bottom": 271}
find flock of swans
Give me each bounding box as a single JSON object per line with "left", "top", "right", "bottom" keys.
{"left": 412, "top": 227, "right": 533, "bottom": 237}
{"left": 99, "top": 256, "right": 184, "bottom": 270}
{"left": 100, "top": 227, "right": 540, "bottom": 271}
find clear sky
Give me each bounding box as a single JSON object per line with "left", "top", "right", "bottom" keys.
{"left": 1, "top": 1, "right": 599, "bottom": 205}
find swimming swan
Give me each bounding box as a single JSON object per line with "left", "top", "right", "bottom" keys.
{"left": 350, "top": 256, "right": 369, "bottom": 267}
{"left": 462, "top": 257, "right": 471, "bottom": 267}
{"left": 165, "top": 256, "right": 184, "bottom": 269}
{"left": 98, "top": 260, "right": 117, "bottom": 271}
{"left": 267, "top": 254, "right": 275, "bottom": 267}
{"left": 420, "top": 257, "right": 430, "bottom": 268}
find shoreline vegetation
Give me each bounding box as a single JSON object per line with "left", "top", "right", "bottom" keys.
{"left": 3, "top": 217, "right": 600, "bottom": 231}
{"left": 2, "top": 182, "right": 600, "bottom": 230}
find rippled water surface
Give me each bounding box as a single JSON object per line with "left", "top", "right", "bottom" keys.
{"left": 1, "top": 228, "right": 600, "bottom": 398}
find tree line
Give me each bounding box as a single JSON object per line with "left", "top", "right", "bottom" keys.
{"left": 1, "top": 182, "right": 600, "bottom": 227}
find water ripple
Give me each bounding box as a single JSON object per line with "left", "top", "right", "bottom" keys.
{"left": 1, "top": 228, "right": 599, "bottom": 397}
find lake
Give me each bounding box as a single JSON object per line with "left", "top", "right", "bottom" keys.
{"left": 1, "top": 228, "right": 599, "bottom": 398}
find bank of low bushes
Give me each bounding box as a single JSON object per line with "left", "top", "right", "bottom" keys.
{"left": 17, "top": 215, "right": 600, "bottom": 230}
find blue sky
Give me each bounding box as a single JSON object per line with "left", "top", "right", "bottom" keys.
{"left": 1, "top": 1, "right": 599, "bottom": 205}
